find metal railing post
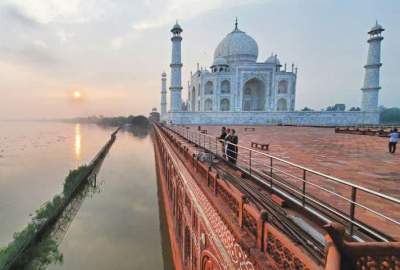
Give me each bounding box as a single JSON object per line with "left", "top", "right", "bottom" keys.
{"left": 270, "top": 157, "right": 273, "bottom": 188}
{"left": 349, "top": 187, "right": 357, "bottom": 235}
{"left": 302, "top": 169, "right": 306, "bottom": 207}
{"left": 249, "top": 150, "right": 252, "bottom": 175}
{"left": 215, "top": 137, "right": 218, "bottom": 156}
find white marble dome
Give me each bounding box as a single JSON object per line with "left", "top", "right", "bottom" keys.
{"left": 214, "top": 27, "right": 258, "bottom": 64}
{"left": 265, "top": 54, "right": 280, "bottom": 65}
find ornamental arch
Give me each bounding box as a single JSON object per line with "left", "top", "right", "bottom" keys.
{"left": 204, "top": 98, "right": 213, "bottom": 111}
{"left": 205, "top": 81, "right": 213, "bottom": 95}
{"left": 220, "top": 98, "right": 230, "bottom": 111}
{"left": 221, "top": 80, "right": 230, "bottom": 94}
{"left": 278, "top": 80, "right": 288, "bottom": 94}
{"left": 277, "top": 98, "right": 288, "bottom": 111}
{"left": 242, "top": 78, "right": 266, "bottom": 111}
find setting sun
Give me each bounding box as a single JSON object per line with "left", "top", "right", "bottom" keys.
{"left": 73, "top": 91, "right": 81, "bottom": 99}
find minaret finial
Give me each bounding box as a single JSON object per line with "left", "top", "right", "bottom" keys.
{"left": 235, "top": 17, "right": 238, "bottom": 30}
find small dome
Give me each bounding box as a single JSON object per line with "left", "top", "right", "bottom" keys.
{"left": 212, "top": 57, "right": 228, "bottom": 67}
{"left": 214, "top": 24, "right": 258, "bottom": 64}
{"left": 171, "top": 21, "right": 183, "bottom": 33}
{"left": 368, "top": 21, "right": 384, "bottom": 34}
{"left": 161, "top": 71, "right": 167, "bottom": 77}
{"left": 265, "top": 54, "right": 280, "bottom": 65}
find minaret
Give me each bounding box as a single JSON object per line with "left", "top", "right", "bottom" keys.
{"left": 160, "top": 72, "right": 167, "bottom": 120}
{"left": 361, "top": 21, "right": 384, "bottom": 111}
{"left": 169, "top": 21, "right": 183, "bottom": 112}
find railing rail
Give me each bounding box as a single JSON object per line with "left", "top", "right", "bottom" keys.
{"left": 166, "top": 124, "right": 400, "bottom": 242}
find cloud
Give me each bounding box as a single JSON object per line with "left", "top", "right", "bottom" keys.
{"left": 131, "top": 0, "right": 261, "bottom": 31}
{"left": 33, "top": 39, "right": 49, "bottom": 49}
{"left": 1, "top": 0, "right": 113, "bottom": 24}
{"left": 56, "top": 30, "right": 73, "bottom": 43}
{"left": 0, "top": 46, "right": 57, "bottom": 65}
{"left": 0, "top": 4, "right": 40, "bottom": 28}
{"left": 111, "top": 36, "right": 124, "bottom": 49}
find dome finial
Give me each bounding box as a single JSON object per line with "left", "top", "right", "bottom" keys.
{"left": 234, "top": 17, "right": 238, "bottom": 30}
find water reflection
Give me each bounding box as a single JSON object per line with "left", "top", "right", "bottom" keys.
{"left": 74, "top": 124, "right": 81, "bottom": 164}
{"left": 124, "top": 125, "right": 150, "bottom": 138}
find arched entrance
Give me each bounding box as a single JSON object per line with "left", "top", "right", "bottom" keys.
{"left": 242, "top": 78, "right": 266, "bottom": 111}
{"left": 201, "top": 256, "right": 216, "bottom": 270}
{"left": 277, "top": 98, "right": 287, "bottom": 111}
{"left": 204, "top": 99, "right": 213, "bottom": 111}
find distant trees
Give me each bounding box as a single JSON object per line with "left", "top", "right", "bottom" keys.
{"left": 301, "top": 107, "right": 314, "bottom": 111}
{"left": 380, "top": 107, "right": 400, "bottom": 123}
{"left": 349, "top": 107, "right": 361, "bottom": 111}
{"left": 326, "top": 104, "right": 346, "bottom": 111}
{"left": 65, "top": 115, "right": 151, "bottom": 127}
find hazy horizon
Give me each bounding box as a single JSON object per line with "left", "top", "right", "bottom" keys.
{"left": 0, "top": 0, "right": 399, "bottom": 119}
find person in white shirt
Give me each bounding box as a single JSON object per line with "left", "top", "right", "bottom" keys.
{"left": 389, "top": 128, "right": 399, "bottom": 154}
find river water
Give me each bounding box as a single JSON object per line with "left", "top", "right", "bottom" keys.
{"left": 0, "top": 122, "right": 172, "bottom": 270}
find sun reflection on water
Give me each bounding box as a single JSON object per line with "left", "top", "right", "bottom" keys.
{"left": 75, "top": 124, "right": 81, "bottom": 163}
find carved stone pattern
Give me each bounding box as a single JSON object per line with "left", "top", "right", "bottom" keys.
{"left": 182, "top": 159, "right": 255, "bottom": 269}
{"left": 216, "top": 183, "right": 239, "bottom": 219}
{"left": 192, "top": 211, "right": 198, "bottom": 231}
{"left": 158, "top": 129, "right": 255, "bottom": 269}
{"left": 243, "top": 209, "right": 257, "bottom": 238}
{"left": 241, "top": 72, "right": 270, "bottom": 86}
{"left": 266, "top": 232, "right": 310, "bottom": 270}
{"left": 185, "top": 192, "right": 191, "bottom": 210}
{"left": 355, "top": 255, "right": 400, "bottom": 270}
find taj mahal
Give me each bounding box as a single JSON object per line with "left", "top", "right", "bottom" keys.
{"left": 160, "top": 20, "right": 385, "bottom": 126}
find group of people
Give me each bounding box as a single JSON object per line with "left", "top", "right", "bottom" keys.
{"left": 389, "top": 128, "right": 399, "bottom": 154}
{"left": 218, "top": 127, "right": 239, "bottom": 164}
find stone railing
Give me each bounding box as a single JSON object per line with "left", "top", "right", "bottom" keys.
{"left": 157, "top": 122, "right": 400, "bottom": 270}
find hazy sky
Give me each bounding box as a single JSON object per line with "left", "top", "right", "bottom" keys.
{"left": 0, "top": 0, "right": 399, "bottom": 119}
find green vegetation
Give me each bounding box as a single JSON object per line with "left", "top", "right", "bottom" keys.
{"left": 301, "top": 107, "right": 314, "bottom": 111}
{"left": 24, "top": 238, "right": 63, "bottom": 270}
{"left": 380, "top": 107, "right": 400, "bottom": 123}
{"left": 61, "top": 115, "right": 150, "bottom": 128}
{"left": 0, "top": 165, "right": 89, "bottom": 269}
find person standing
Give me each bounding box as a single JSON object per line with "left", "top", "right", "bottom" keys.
{"left": 224, "top": 128, "right": 231, "bottom": 159}
{"left": 227, "top": 129, "right": 238, "bottom": 164}
{"left": 389, "top": 128, "right": 399, "bottom": 153}
{"left": 218, "top": 127, "right": 227, "bottom": 156}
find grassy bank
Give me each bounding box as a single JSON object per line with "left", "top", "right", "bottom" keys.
{"left": 0, "top": 165, "right": 90, "bottom": 269}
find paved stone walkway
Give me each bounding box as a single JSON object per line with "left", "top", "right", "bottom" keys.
{"left": 188, "top": 125, "right": 400, "bottom": 239}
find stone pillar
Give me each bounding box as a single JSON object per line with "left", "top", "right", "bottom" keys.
{"left": 361, "top": 22, "right": 384, "bottom": 111}
{"left": 169, "top": 22, "right": 183, "bottom": 112}
{"left": 161, "top": 72, "right": 167, "bottom": 121}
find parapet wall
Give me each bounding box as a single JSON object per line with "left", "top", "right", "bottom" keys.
{"left": 168, "top": 111, "right": 380, "bottom": 126}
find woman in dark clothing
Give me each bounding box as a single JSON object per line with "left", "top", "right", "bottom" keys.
{"left": 218, "top": 126, "right": 227, "bottom": 156}
{"left": 227, "top": 129, "right": 238, "bottom": 164}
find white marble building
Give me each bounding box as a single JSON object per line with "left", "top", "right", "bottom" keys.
{"left": 160, "top": 21, "right": 383, "bottom": 126}
{"left": 187, "top": 20, "right": 296, "bottom": 113}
